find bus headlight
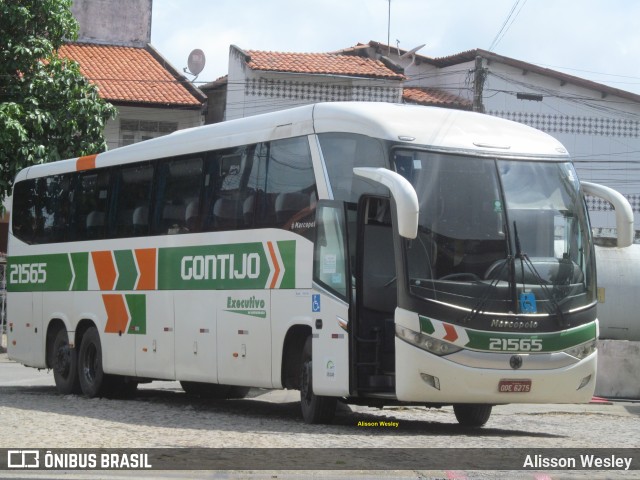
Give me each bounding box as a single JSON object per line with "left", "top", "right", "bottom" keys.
{"left": 396, "top": 325, "right": 462, "bottom": 356}
{"left": 563, "top": 340, "right": 597, "bottom": 360}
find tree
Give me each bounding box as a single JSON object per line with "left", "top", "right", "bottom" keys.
{"left": 0, "top": 0, "right": 116, "bottom": 200}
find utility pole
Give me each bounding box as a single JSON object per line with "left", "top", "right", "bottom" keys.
{"left": 473, "top": 55, "right": 487, "bottom": 113}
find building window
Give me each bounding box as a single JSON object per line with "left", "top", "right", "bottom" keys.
{"left": 120, "top": 119, "right": 178, "bottom": 146}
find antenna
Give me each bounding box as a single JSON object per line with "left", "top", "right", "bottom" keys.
{"left": 184, "top": 48, "right": 206, "bottom": 82}
{"left": 387, "top": 0, "right": 391, "bottom": 56}
{"left": 399, "top": 43, "right": 426, "bottom": 67}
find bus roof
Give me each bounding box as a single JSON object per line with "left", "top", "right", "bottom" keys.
{"left": 15, "top": 102, "right": 569, "bottom": 182}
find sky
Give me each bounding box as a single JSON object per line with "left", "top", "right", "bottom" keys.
{"left": 150, "top": 0, "right": 640, "bottom": 95}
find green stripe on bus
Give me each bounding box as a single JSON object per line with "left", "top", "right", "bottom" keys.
{"left": 7, "top": 240, "right": 297, "bottom": 292}
{"left": 418, "top": 315, "right": 596, "bottom": 353}
{"left": 7, "top": 254, "right": 74, "bottom": 292}
{"left": 114, "top": 250, "right": 137, "bottom": 290}
{"left": 126, "top": 294, "right": 146, "bottom": 334}
{"left": 157, "top": 241, "right": 296, "bottom": 291}
{"left": 277, "top": 240, "right": 296, "bottom": 289}
{"left": 464, "top": 322, "right": 596, "bottom": 352}
{"left": 419, "top": 316, "right": 435, "bottom": 335}
{"left": 70, "top": 252, "right": 89, "bottom": 291}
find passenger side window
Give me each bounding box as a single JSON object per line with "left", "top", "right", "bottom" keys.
{"left": 11, "top": 180, "right": 37, "bottom": 244}
{"left": 259, "top": 137, "right": 316, "bottom": 235}
{"left": 75, "top": 170, "right": 110, "bottom": 241}
{"left": 29, "top": 174, "right": 74, "bottom": 244}
{"left": 156, "top": 157, "right": 203, "bottom": 234}
{"left": 111, "top": 163, "right": 154, "bottom": 238}
{"left": 206, "top": 146, "right": 255, "bottom": 231}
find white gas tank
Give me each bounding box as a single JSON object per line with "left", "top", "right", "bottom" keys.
{"left": 595, "top": 243, "right": 640, "bottom": 340}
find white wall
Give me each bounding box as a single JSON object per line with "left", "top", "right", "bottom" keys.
{"left": 396, "top": 53, "right": 640, "bottom": 235}
{"left": 104, "top": 105, "right": 204, "bottom": 151}
{"left": 226, "top": 49, "right": 403, "bottom": 121}
{"left": 482, "top": 62, "right": 640, "bottom": 233}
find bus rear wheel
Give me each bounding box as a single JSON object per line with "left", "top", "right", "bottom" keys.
{"left": 453, "top": 404, "right": 492, "bottom": 427}
{"left": 299, "top": 336, "right": 336, "bottom": 424}
{"left": 51, "top": 328, "right": 80, "bottom": 394}
{"left": 78, "top": 326, "right": 107, "bottom": 398}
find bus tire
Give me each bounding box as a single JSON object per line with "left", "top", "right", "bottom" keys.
{"left": 453, "top": 404, "right": 492, "bottom": 427}
{"left": 51, "top": 328, "right": 80, "bottom": 395}
{"left": 299, "top": 336, "right": 336, "bottom": 424}
{"left": 78, "top": 326, "right": 107, "bottom": 398}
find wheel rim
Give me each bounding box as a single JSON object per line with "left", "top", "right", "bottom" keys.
{"left": 82, "top": 343, "right": 98, "bottom": 385}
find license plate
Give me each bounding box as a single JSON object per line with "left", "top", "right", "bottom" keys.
{"left": 498, "top": 379, "right": 532, "bottom": 393}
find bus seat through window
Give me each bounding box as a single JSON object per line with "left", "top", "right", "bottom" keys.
{"left": 213, "top": 198, "right": 241, "bottom": 229}
{"left": 185, "top": 200, "right": 200, "bottom": 231}
{"left": 132, "top": 206, "right": 149, "bottom": 235}
{"left": 275, "top": 192, "right": 309, "bottom": 224}
{"left": 86, "top": 211, "right": 105, "bottom": 239}
{"left": 163, "top": 203, "right": 186, "bottom": 233}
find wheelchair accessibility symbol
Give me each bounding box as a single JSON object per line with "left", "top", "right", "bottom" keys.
{"left": 312, "top": 294, "right": 321, "bottom": 312}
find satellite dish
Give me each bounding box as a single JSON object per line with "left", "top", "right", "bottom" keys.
{"left": 185, "top": 49, "right": 206, "bottom": 79}
{"left": 399, "top": 44, "right": 425, "bottom": 67}
{"left": 399, "top": 44, "right": 426, "bottom": 59}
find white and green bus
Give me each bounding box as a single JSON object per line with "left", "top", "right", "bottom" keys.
{"left": 7, "top": 102, "right": 598, "bottom": 426}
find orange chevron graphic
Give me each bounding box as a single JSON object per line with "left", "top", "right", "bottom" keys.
{"left": 92, "top": 251, "right": 117, "bottom": 290}
{"left": 267, "top": 241, "right": 280, "bottom": 289}
{"left": 443, "top": 323, "right": 459, "bottom": 342}
{"left": 135, "top": 248, "right": 156, "bottom": 290}
{"left": 103, "top": 294, "right": 129, "bottom": 333}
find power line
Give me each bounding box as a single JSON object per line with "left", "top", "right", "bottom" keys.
{"left": 488, "top": 0, "right": 528, "bottom": 52}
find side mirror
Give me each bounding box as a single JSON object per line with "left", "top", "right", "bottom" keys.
{"left": 581, "top": 181, "right": 634, "bottom": 248}
{"left": 353, "top": 167, "right": 419, "bottom": 239}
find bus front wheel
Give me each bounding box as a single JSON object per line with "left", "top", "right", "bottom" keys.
{"left": 78, "top": 326, "right": 107, "bottom": 398}
{"left": 299, "top": 336, "right": 336, "bottom": 424}
{"left": 453, "top": 404, "right": 492, "bottom": 427}
{"left": 51, "top": 328, "right": 80, "bottom": 394}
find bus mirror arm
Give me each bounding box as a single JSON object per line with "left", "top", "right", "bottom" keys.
{"left": 581, "top": 181, "right": 634, "bottom": 248}
{"left": 353, "top": 167, "right": 419, "bottom": 239}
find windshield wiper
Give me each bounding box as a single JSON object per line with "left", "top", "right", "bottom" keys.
{"left": 513, "top": 221, "right": 568, "bottom": 327}
{"left": 463, "top": 255, "right": 511, "bottom": 324}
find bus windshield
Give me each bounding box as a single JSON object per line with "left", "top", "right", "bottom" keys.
{"left": 394, "top": 149, "right": 595, "bottom": 320}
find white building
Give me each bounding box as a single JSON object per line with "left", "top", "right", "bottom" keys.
{"left": 204, "top": 41, "right": 640, "bottom": 237}
{"left": 223, "top": 45, "right": 405, "bottom": 120}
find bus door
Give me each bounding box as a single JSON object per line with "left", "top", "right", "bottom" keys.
{"left": 311, "top": 201, "right": 351, "bottom": 397}
{"left": 353, "top": 197, "right": 397, "bottom": 395}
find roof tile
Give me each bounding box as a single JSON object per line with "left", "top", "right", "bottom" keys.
{"left": 245, "top": 50, "right": 405, "bottom": 80}
{"left": 58, "top": 43, "right": 203, "bottom": 106}
{"left": 403, "top": 87, "right": 472, "bottom": 109}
